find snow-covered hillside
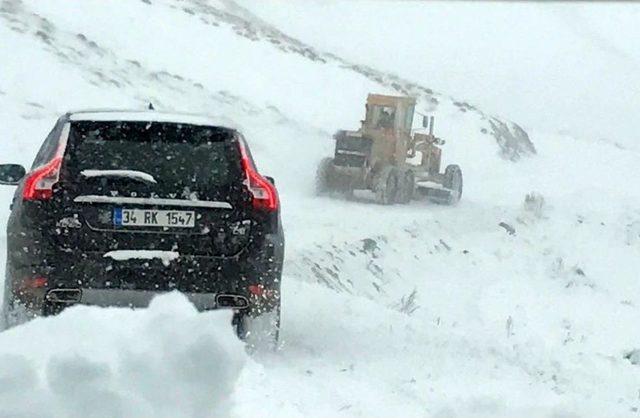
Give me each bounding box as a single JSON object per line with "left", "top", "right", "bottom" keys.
{"left": 1, "top": 1, "right": 640, "bottom": 417}
{"left": 244, "top": 1, "right": 640, "bottom": 149}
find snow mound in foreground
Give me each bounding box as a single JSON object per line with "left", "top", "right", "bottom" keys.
{"left": 0, "top": 292, "right": 247, "bottom": 418}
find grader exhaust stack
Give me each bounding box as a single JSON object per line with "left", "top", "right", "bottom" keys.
{"left": 316, "top": 94, "right": 463, "bottom": 205}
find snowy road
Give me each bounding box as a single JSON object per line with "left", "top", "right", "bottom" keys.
{"left": 1, "top": 133, "right": 640, "bottom": 417}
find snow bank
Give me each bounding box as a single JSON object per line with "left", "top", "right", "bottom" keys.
{"left": 0, "top": 292, "right": 247, "bottom": 418}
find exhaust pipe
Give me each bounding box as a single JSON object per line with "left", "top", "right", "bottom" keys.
{"left": 216, "top": 294, "right": 249, "bottom": 309}
{"left": 46, "top": 288, "right": 82, "bottom": 304}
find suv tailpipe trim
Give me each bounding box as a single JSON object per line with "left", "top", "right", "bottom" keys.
{"left": 46, "top": 289, "right": 82, "bottom": 303}
{"left": 216, "top": 294, "right": 249, "bottom": 309}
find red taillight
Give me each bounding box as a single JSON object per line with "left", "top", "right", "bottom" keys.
{"left": 23, "top": 123, "right": 68, "bottom": 201}
{"left": 23, "top": 156, "right": 63, "bottom": 201}
{"left": 248, "top": 284, "right": 275, "bottom": 298}
{"left": 19, "top": 276, "right": 48, "bottom": 289}
{"left": 238, "top": 140, "right": 278, "bottom": 212}
{"left": 248, "top": 284, "right": 264, "bottom": 296}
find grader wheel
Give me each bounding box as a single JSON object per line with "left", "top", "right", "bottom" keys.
{"left": 396, "top": 169, "right": 415, "bottom": 204}
{"left": 375, "top": 166, "right": 399, "bottom": 205}
{"left": 443, "top": 164, "right": 463, "bottom": 205}
{"left": 315, "top": 157, "right": 336, "bottom": 194}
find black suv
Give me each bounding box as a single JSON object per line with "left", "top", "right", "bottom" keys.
{"left": 0, "top": 110, "right": 284, "bottom": 341}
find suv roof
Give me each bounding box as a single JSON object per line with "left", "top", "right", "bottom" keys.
{"left": 67, "top": 109, "right": 236, "bottom": 128}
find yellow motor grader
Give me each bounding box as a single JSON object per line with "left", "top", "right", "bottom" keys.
{"left": 316, "top": 94, "right": 463, "bottom": 205}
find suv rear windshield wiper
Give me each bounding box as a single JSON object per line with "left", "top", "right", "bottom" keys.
{"left": 80, "top": 169, "right": 157, "bottom": 184}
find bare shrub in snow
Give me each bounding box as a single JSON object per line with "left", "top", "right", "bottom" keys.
{"left": 624, "top": 349, "right": 640, "bottom": 365}
{"left": 523, "top": 192, "right": 546, "bottom": 219}
{"left": 506, "top": 316, "right": 514, "bottom": 338}
{"left": 498, "top": 222, "right": 516, "bottom": 235}
{"left": 549, "top": 257, "right": 564, "bottom": 278}
{"left": 549, "top": 256, "right": 594, "bottom": 288}
{"left": 394, "top": 289, "right": 420, "bottom": 315}
{"left": 626, "top": 220, "right": 640, "bottom": 246}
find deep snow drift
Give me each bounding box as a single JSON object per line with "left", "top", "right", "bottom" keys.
{"left": 0, "top": 292, "right": 247, "bottom": 418}
{"left": 1, "top": 1, "right": 640, "bottom": 417}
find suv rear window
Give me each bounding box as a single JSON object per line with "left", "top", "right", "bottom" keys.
{"left": 65, "top": 121, "right": 239, "bottom": 190}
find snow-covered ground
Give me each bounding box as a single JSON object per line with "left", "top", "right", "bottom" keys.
{"left": 1, "top": 1, "right": 640, "bottom": 417}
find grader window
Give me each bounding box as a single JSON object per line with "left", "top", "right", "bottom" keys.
{"left": 373, "top": 105, "right": 396, "bottom": 129}
{"left": 405, "top": 105, "right": 415, "bottom": 130}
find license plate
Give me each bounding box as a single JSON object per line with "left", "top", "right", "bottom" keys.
{"left": 114, "top": 208, "right": 195, "bottom": 228}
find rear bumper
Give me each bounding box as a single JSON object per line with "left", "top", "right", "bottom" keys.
{"left": 5, "top": 233, "right": 283, "bottom": 319}
{"left": 45, "top": 288, "right": 248, "bottom": 311}
{"left": 3, "top": 287, "right": 260, "bottom": 328}
{"left": 14, "top": 230, "right": 282, "bottom": 290}
{"left": 6, "top": 286, "right": 274, "bottom": 320}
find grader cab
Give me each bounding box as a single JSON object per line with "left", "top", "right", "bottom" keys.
{"left": 316, "top": 94, "right": 463, "bottom": 205}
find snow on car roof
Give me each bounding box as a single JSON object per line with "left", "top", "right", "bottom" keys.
{"left": 68, "top": 110, "right": 237, "bottom": 128}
